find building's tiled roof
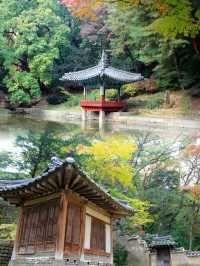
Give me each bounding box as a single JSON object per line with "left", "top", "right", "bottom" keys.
{"left": 150, "top": 236, "right": 177, "bottom": 248}
{"left": 60, "top": 51, "right": 144, "bottom": 86}
{"left": 0, "top": 157, "right": 134, "bottom": 217}
{"left": 187, "top": 251, "right": 200, "bottom": 257}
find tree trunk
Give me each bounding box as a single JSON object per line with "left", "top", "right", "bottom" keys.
{"left": 189, "top": 214, "right": 194, "bottom": 250}
{"left": 189, "top": 201, "right": 196, "bottom": 250}
{"left": 31, "top": 162, "right": 39, "bottom": 178}
{"left": 38, "top": 79, "right": 48, "bottom": 95}
{"left": 192, "top": 38, "right": 200, "bottom": 62}
{"left": 173, "top": 52, "right": 185, "bottom": 90}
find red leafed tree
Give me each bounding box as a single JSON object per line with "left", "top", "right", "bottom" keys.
{"left": 60, "top": 0, "right": 103, "bottom": 20}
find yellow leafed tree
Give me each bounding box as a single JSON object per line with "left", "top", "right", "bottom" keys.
{"left": 77, "top": 135, "right": 137, "bottom": 187}
{"left": 77, "top": 135, "right": 153, "bottom": 227}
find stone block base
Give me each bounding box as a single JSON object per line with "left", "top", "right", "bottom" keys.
{"left": 0, "top": 240, "right": 13, "bottom": 266}
{"left": 9, "top": 256, "right": 112, "bottom": 266}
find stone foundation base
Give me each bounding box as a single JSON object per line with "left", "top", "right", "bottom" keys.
{"left": 9, "top": 256, "right": 112, "bottom": 266}
{"left": 0, "top": 240, "right": 13, "bottom": 266}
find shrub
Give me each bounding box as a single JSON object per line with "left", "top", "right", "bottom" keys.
{"left": 122, "top": 83, "right": 138, "bottom": 98}
{"left": 0, "top": 224, "right": 17, "bottom": 240}
{"left": 106, "top": 89, "right": 118, "bottom": 100}
{"left": 47, "top": 94, "right": 68, "bottom": 105}
{"left": 122, "top": 79, "right": 158, "bottom": 98}
{"left": 47, "top": 87, "right": 71, "bottom": 105}
{"left": 59, "top": 88, "right": 72, "bottom": 98}
{"left": 87, "top": 89, "right": 99, "bottom": 100}
{"left": 114, "top": 243, "right": 128, "bottom": 266}
{"left": 5, "top": 71, "right": 41, "bottom": 106}
{"left": 65, "top": 94, "right": 82, "bottom": 107}
{"left": 146, "top": 92, "right": 164, "bottom": 109}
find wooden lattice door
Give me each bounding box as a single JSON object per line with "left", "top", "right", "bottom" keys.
{"left": 18, "top": 199, "right": 59, "bottom": 254}
{"left": 64, "top": 201, "right": 83, "bottom": 254}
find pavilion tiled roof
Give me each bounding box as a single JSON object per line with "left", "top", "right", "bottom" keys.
{"left": 0, "top": 157, "right": 134, "bottom": 217}
{"left": 60, "top": 51, "right": 144, "bottom": 87}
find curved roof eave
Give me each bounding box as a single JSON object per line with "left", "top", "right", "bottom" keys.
{"left": 60, "top": 50, "right": 144, "bottom": 85}
{"left": 0, "top": 158, "right": 134, "bottom": 217}
{"left": 104, "top": 67, "right": 144, "bottom": 82}
{"left": 60, "top": 67, "right": 144, "bottom": 86}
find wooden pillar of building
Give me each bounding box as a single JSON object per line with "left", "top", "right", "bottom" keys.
{"left": 55, "top": 192, "right": 68, "bottom": 261}
{"left": 99, "top": 83, "right": 105, "bottom": 130}
{"left": 99, "top": 110, "right": 105, "bottom": 130}
{"left": 82, "top": 110, "right": 87, "bottom": 122}
{"left": 82, "top": 86, "right": 87, "bottom": 122}
{"left": 83, "top": 86, "right": 87, "bottom": 100}
{"left": 100, "top": 84, "right": 105, "bottom": 101}
{"left": 11, "top": 207, "right": 23, "bottom": 261}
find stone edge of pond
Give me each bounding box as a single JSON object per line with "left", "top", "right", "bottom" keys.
{"left": 5, "top": 107, "right": 200, "bottom": 129}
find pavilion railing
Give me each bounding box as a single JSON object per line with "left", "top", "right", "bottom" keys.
{"left": 80, "top": 99, "right": 126, "bottom": 108}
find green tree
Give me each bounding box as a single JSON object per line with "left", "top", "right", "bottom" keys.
{"left": 14, "top": 126, "right": 67, "bottom": 177}
{"left": 143, "top": 169, "right": 183, "bottom": 235}
{"left": 0, "top": 0, "right": 70, "bottom": 105}
{"left": 107, "top": 2, "right": 200, "bottom": 90}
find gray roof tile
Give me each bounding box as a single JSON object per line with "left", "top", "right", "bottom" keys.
{"left": 60, "top": 51, "right": 144, "bottom": 86}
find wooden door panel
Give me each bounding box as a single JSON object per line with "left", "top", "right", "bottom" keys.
{"left": 18, "top": 199, "right": 59, "bottom": 254}
{"left": 64, "top": 202, "right": 82, "bottom": 253}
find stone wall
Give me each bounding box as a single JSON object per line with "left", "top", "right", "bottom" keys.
{"left": 170, "top": 251, "right": 200, "bottom": 266}
{"left": 118, "top": 235, "right": 150, "bottom": 266}
{"left": 0, "top": 240, "right": 13, "bottom": 266}
{"left": 117, "top": 235, "right": 200, "bottom": 266}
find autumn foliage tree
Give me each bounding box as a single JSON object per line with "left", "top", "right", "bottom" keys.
{"left": 77, "top": 135, "right": 153, "bottom": 228}
{"left": 180, "top": 142, "right": 200, "bottom": 249}
{"left": 62, "top": 0, "right": 200, "bottom": 90}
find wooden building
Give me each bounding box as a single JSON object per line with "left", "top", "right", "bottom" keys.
{"left": 0, "top": 157, "right": 133, "bottom": 266}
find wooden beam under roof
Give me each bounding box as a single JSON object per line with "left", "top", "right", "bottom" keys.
{"left": 0, "top": 159, "right": 134, "bottom": 216}
{"left": 69, "top": 174, "right": 82, "bottom": 189}
{"left": 56, "top": 171, "right": 64, "bottom": 188}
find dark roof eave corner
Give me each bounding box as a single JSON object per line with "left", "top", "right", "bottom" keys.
{"left": 110, "top": 207, "right": 135, "bottom": 219}
{"left": 149, "top": 235, "right": 177, "bottom": 249}
{"left": 0, "top": 157, "right": 134, "bottom": 216}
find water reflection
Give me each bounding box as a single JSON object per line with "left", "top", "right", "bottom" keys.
{"left": 0, "top": 111, "right": 200, "bottom": 153}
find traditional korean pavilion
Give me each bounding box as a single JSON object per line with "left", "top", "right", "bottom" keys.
{"left": 0, "top": 157, "right": 133, "bottom": 266}
{"left": 149, "top": 236, "right": 177, "bottom": 266}
{"left": 60, "top": 51, "right": 144, "bottom": 126}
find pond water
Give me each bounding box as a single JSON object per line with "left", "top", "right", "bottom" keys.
{"left": 0, "top": 109, "right": 200, "bottom": 155}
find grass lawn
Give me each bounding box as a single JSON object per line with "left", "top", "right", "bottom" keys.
{"left": 127, "top": 90, "right": 198, "bottom": 118}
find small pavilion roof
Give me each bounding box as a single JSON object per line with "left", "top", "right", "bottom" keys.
{"left": 150, "top": 236, "right": 177, "bottom": 249}
{"left": 60, "top": 51, "right": 144, "bottom": 88}
{"left": 0, "top": 157, "right": 134, "bottom": 217}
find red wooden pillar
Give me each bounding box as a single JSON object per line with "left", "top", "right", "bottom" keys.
{"left": 55, "top": 192, "right": 68, "bottom": 260}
